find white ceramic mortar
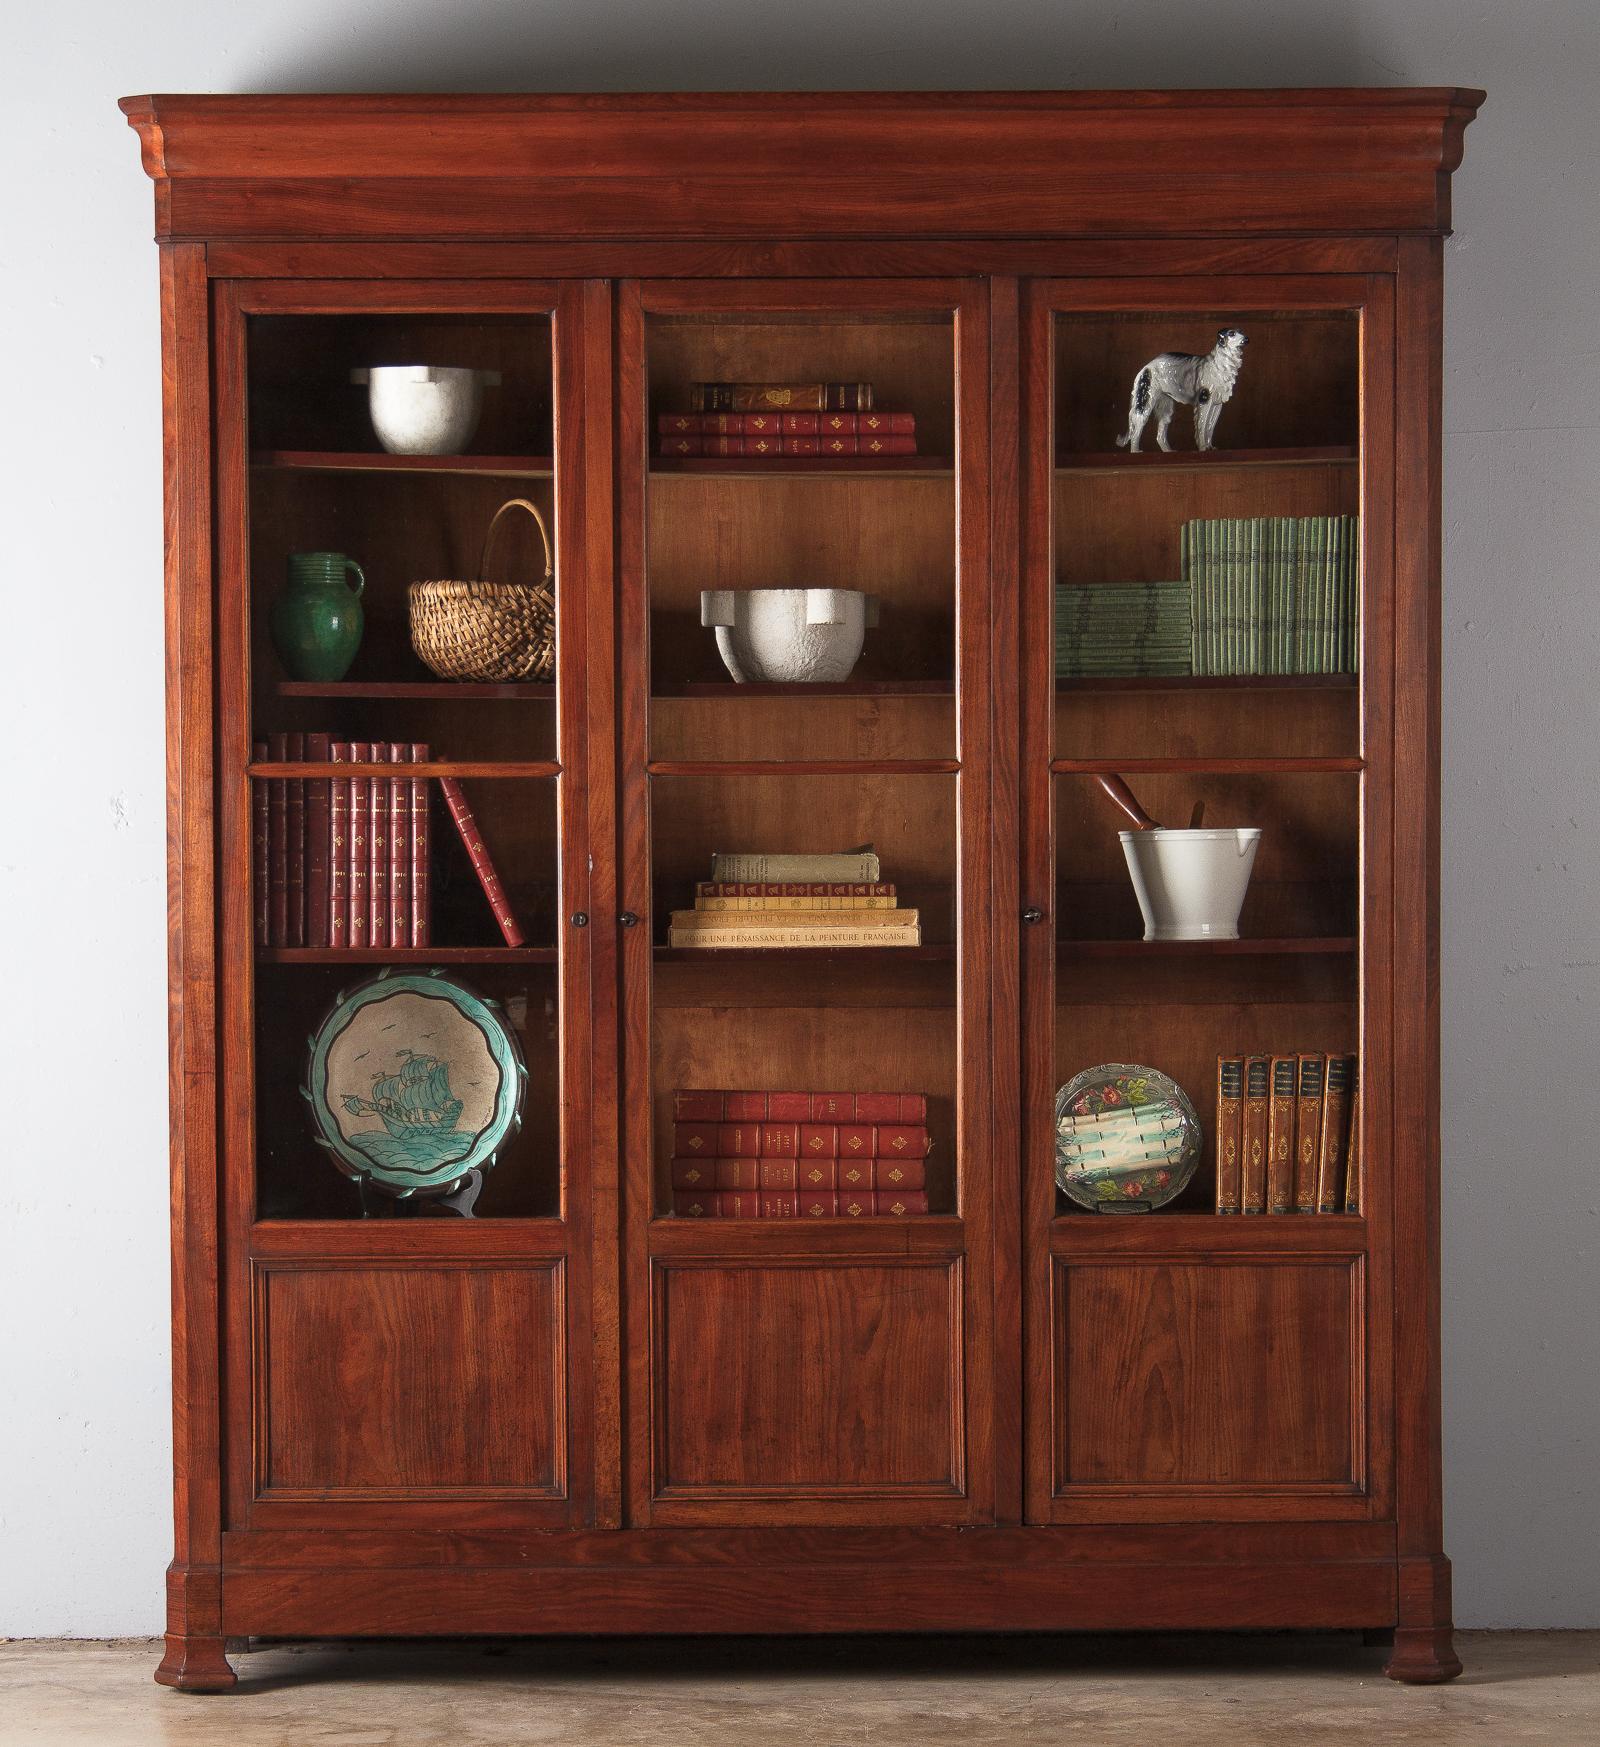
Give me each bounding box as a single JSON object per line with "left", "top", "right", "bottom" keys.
{"left": 699, "top": 588, "right": 880, "bottom": 683}
{"left": 1119, "top": 827, "right": 1262, "bottom": 941}
{"left": 351, "top": 366, "right": 502, "bottom": 456}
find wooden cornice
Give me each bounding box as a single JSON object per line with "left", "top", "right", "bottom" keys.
{"left": 120, "top": 89, "right": 1484, "bottom": 244}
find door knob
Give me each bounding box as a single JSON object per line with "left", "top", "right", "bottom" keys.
{"left": 1022, "top": 907, "right": 1045, "bottom": 924}
{"left": 619, "top": 911, "right": 639, "bottom": 928}
{"left": 570, "top": 912, "right": 589, "bottom": 928}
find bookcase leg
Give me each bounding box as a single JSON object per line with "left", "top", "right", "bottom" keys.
{"left": 154, "top": 1565, "right": 237, "bottom": 1692}
{"left": 1384, "top": 1556, "right": 1463, "bottom": 1684}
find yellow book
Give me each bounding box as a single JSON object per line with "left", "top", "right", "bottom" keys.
{"left": 670, "top": 908, "right": 919, "bottom": 930}
{"left": 668, "top": 925, "right": 922, "bottom": 948}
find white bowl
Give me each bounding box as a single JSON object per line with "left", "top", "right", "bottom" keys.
{"left": 700, "top": 588, "right": 880, "bottom": 683}
{"left": 1119, "top": 827, "right": 1261, "bottom": 941}
{"left": 351, "top": 366, "right": 501, "bottom": 456}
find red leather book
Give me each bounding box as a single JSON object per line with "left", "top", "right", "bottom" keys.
{"left": 784, "top": 437, "right": 820, "bottom": 456}
{"left": 387, "top": 742, "right": 409, "bottom": 950}
{"left": 659, "top": 434, "right": 701, "bottom": 456}
{"left": 818, "top": 435, "right": 917, "bottom": 457}
{"left": 347, "top": 742, "right": 371, "bottom": 949}
{"left": 716, "top": 1121, "right": 760, "bottom": 1157}
{"left": 715, "top": 1159, "right": 761, "bottom": 1190}
{"left": 409, "top": 742, "right": 430, "bottom": 947}
{"left": 670, "top": 1158, "right": 716, "bottom": 1191}
{"left": 844, "top": 1191, "right": 929, "bottom": 1217}
{"left": 367, "top": 744, "right": 390, "bottom": 949}
{"left": 285, "top": 733, "right": 306, "bottom": 947}
{"left": 251, "top": 742, "right": 269, "bottom": 947}
{"left": 797, "top": 1159, "right": 838, "bottom": 1191}
{"left": 799, "top": 1124, "right": 838, "bottom": 1158}
{"left": 761, "top": 1191, "right": 798, "bottom": 1219}
{"left": 854, "top": 1092, "right": 925, "bottom": 1122}
{"left": 810, "top": 412, "right": 916, "bottom": 436}
{"left": 674, "top": 1122, "right": 720, "bottom": 1159}
{"left": 874, "top": 1158, "right": 927, "bottom": 1192}
{"left": 329, "top": 743, "right": 351, "bottom": 948}
{"left": 438, "top": 776, "right": 525, "bottom": 946}
{"left": 658, "top": 413, "right": 701, "bottom": 435}
{"left": 700, "top": 436, "right": 745, "bottom": 456}
{"left": 671, "top": 1190, "right": 761, "bottom": 1218}
{"left": 673, "top": 1090, "right": 725, "bottom": 1121}
{"left": 837, "top": 1124, "right": 932, "bottom": 1160}
{"left": 697, "top": 883, "right": 897, "bottom": 900}
{"left": 304, "top": 733, "right": 332, "bottom": 949}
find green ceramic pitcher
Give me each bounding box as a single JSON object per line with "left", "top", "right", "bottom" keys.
{"left": 270, "top": 552, "right": 365, "bottom": 681}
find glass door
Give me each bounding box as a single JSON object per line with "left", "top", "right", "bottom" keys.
{"left": 617, "top": 279, "right": 998, "bottom": 1525}
{"left": 1021, "top": 277, "right": 1395, "bottom": 1524}
{"left": 214, "top": 280, "right": 604, "bottom": 1528}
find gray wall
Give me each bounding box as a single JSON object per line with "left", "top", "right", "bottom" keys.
{"left": 3, "top": 0, "right": 1595, "bottom": 1634}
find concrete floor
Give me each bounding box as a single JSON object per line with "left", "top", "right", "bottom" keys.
{"left": 1, "top": 1632, "right": 1596, "bottom": 1745}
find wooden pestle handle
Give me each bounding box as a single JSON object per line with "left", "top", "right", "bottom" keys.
{"left": 1093, "top": 772, "right": 1160, "bottom": 831}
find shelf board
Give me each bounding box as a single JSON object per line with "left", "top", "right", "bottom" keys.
{"left": 1052, "top": 756, "right": 1363, "bottom": 775}
{"left": 273, "top": 679, "right": 554, "bottom": 701}
{"left": 655, "top": 944, "right": 954, "bottom": 964}
{"left": 1055, "top": 445, "right": 1356, "bottom": 474}
{"left": 1048, "top": 1212, "right": 1366, "bottom": 1254}
{"left": 1059, "top": 937, "right": 1356, "bottom": 958}
{"left": 253, "top": 450, "right": 554, "bottom": 478}
{"left": 651, "top": 456, "right": 953, "bottom": 479}
{"left": 1056, "top": 674, "right": 1356, "bottom": 693}
{"left": 260, "top": 946, "right": 557, "bottom": 965}
{"left": 654, "top": 679, "right": 952, "bottom": 699}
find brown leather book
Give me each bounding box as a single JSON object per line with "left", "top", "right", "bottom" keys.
{"left": 1241, "top": 1056, "right": 1270, "bottom": 1214}
{"left": 1319, "top": 1054, "right": 1356, "bottom": 1213}
{"left": 690, "top": 381, "right": 873, "bottom": 412}
{"left": 1266, "top": 1056, "right": 1297, "bottom": 1213}
{"left": 285, "top": 732, "right": 306, "bottom": 947}
{"left": 438, "top": 776, "right": 525, "bottom": 947}
{"left": 347, "top": 742, "right": 371, "bottom": 949}
{"left": 1293, "top": 1054, "right": 1327, "bottom": 1213}
{"left": 387, "top": 742, "right": 409, "bottom": 950}
{"left": 1343, "top": 1075, "right": 1363, "bottom": 1215}
{"left": 367, "top": 743, "right": 389, "bottom": 950}
{"left": 1214, "top": 1056, "right": 1244, "bottom": 1213}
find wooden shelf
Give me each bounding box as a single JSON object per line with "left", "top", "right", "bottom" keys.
{"left": 651, "top": 456, "right": 953, "bottom": 479}
{"left": 654, "top": 944, "right": 954, "bottom": 965}
{"left": 260, "top": 946, "right": 557, "bottom": 965}
{"left": 1055, "top": 445, "right": 1356, "bottom": 474}
{"left": 273, "top": 679, "right": 554, "bottom": 700}
{"left": 252, "top": 450, "right": 553, "bottom": 478}
{"left": 1056, "top": 674, "right": 1356, "bottom": 693}
{"left": 654, "top": 679, "right": 952, "bottom": 699}
{"left": 1048, "top": 1213, "right": 1366, "bottom": 1254}
{"left": 1059, "top": 937, "right": 1356, "bottom": 958}
{"left": 1052, "top": 756, "right": 1363, "bottom": 775}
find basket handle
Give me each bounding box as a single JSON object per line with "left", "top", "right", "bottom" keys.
{"left": 478, "top": 497, "right": 553, "bottom": 585}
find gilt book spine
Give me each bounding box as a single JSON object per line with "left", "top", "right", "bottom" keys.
{"left": 251, "top": 743, "right": 269, "bottom": 948}
{"left": 669, "top": 908, "right": 918, "bottom": 932}
{"left": 1293, "top": 1053, "right": 1327, "bottom": 1213}
{"left": 347, "top": 742, "right": 371, "bottom": 949}
{"left": 1319, "top": 1054, "right": 1355, "bottom": 1214}
{"left": 303, "top": 733, "right": 331, "bottom": 949}
{"left": 438, "top": 776, "right": 525, "bottom": 947}
{"left": 1266, "top": 1055, "right": 1297, "bottom": 1214}
{"left": 760, "top": 1158, "right": 928, "bottom": 1192}
{"left": 1215, "top": 1056, "right": 1243, "bottom": 1214}
{"left": 658, "top": 413, "right": 914, "bottom": 436}
{"left": 328, "top": 743, "right": 350, "bottom": 948}
{"left": 1241, "top": 1056, "right": 1270, "bottom": 1215}
{"left": 409, "top": 742, "right": 430, "bottom": 947}
{"left": 284, "top": 734, "right": 306, "bottom": 948}
{"left": 669, "top": 926, "right": 917, "bottom": 948}
{"left": 672, "top": 1189, "right": 929, "bottom": 1218}
{"left": 387, "top": 743, "right": 409, "bottom": 951}
{"left": 367, "top": 744, "right": 390, "bottom": 950}
{"left": 690, "top": 381, "right": 874, "bottom": 412}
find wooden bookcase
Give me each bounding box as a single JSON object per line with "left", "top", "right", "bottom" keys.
{"left": 121, "top": 88, "right": 1481, "bottom": 1691}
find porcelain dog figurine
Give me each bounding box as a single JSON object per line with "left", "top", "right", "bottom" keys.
{"left": 1115, "top": 328, "right": 1248, "bottom": 452}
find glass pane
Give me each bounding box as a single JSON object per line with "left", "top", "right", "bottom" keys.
{"left": 1053, "top": 310, "right": 1361, "bottom": 761}
{"left": 243, "top": 308, "right": 563, "bottom": 1220}
{"left": 645, "top": 310, "right": 957, "bottom": 763}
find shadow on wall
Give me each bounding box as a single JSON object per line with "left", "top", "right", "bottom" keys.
{"left": 254, "top": 0, "right": 1388, "bottom": 94}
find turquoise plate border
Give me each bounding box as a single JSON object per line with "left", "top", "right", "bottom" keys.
{"left": 303, "top": 968, "right": 527, "bottom": 1196}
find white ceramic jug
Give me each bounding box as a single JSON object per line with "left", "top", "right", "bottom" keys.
{"left": 699, "top": 588, "right": 880, "bottom": 683}
{"left": 1119, "top": 827, "right": 1261, "bottom": 941}
{"left": 351, "top": 366, "right": 502, "bottom": 456}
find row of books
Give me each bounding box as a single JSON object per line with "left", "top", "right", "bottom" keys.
{"left": 670, "top": 1085, "right": 934, "bottom": 1219}
{"left": 667, "top": 850, "right": 922, "bottom": 948}
{"left": 660, "top": 381, "right": 917, "bottom": 458}
{"left": 1215, "top": 1052, "right": 1359, "bottom": 1216}
{"left": 252, "top": 735, "right": 523, "bottom": 950}
{"left": 1183, "top": 514, "right": 1359, "bottom": 675}
{"left": 1055, "top": 581, "right": 1190, "bottom": 677}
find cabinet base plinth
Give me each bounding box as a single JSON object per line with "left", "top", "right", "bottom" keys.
{"left": 1385, "top": 1627, "right": 1463, "bottom": 1684}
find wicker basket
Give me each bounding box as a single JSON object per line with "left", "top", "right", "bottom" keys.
{"left": 409, "top": 497, "right": 556, "bottom": 682}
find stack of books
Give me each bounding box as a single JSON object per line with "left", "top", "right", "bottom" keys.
{"left": 667, "top": 848, "right": 920, "bottom": 948}
{"left": 1215, "top": 1052, "right": 1359, "bottom": 1216}
{"left": 1055, "top": 582, "right": 1192, "bottom": 677}
{"left": 252, "top": 734, "right": 523, "bottom": 950}
{"left": 1182, "top": 514, "right": 1360, "bottom": 674}
{"left": 670, "top": 1088, "right": 932, "bottom": 1218}
{"left": 658, "top": 381, "right": 917, "bottom": 459}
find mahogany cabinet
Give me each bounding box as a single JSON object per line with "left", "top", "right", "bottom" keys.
{"left": 121, "top": 88, "right": 1481, "bottom": 1691}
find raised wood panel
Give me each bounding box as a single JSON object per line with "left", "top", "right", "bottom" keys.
{"left": 1053, "top": 1256, "right": 1362, "bottom": 1493}
{"left": 257, "top": 1262, "right": 565, "bottom": 1497}
{"left": 652, "top": 1259, "right": 963, "bottom": 1502}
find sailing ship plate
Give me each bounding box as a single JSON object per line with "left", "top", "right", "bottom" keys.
{"left": 304, "top": 970, "right": 526, "bottom": 1196}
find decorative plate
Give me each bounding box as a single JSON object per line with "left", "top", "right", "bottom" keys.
{"left": 1054, "top": 1062, "right": 1200, "bottom": 1213}
{"left": 303, "top": 969, "right": 526, "bottom": 1197}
